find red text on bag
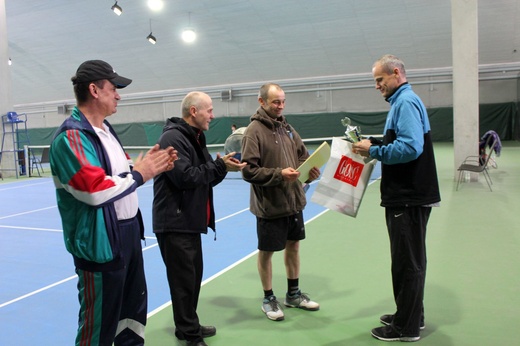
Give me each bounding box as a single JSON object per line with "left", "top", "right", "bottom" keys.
{"left": 333, "top": 155, "right": 364, "bottom": 187}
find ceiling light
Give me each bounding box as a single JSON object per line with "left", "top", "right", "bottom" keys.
{"left": 147, "top": 19, "right": 157, "bottom": 44}
{"left": 147, "top": 33, "right": 157, "bottom": 44}
{"left": 147, "top": 0, "right": 164, "bottom": 11}
{"left": 182, "top": 28, "right": 196, "bottom": 43}
{"left": 111, "top": 1, "right": 122, "bottom": 16}
{"left": 182, "top": 12, "right": 196, "bottom": 43}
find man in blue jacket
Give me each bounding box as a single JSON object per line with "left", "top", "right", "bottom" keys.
{"left": 353, "top": 55, "right": 440, "bottom": 342}
{"left": 152, "top": 91, "right": 245, "bottom": 346}
{"left": 50, "top": 60, "right": 177, "bottom": 346}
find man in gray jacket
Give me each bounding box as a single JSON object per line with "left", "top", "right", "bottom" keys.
{"left": 241, "top": 83, "right": 321, "bottom": 321}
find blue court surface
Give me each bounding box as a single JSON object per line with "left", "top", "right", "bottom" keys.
{"left": 0, "top": 161, "right": 381, "bottom": 345}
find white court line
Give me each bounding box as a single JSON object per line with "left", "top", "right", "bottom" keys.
{"left": 0, "top": 180, "right": 52, "bottom": 192}
{"left": 0, "top": 207, "right": 252, "bottom": 309}
{"left": 0, "top": 275, "right": 77, "bottom": 309}
{"left": 148, "top": 250, "right": 259, "bottom": 317}
{"left": 147, "top": 203, "right": 329, "bottom": 318}
{"left": 0, "top": 242, "right": 164, "bottom": 309}
{"left": 0, "top": 225, "right": 62, "bottom": 232}
{"left": 0, "top": 206, "right": 57, "bottom": 220}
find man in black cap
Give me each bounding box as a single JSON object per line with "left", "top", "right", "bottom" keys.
{"left": 50, "top": 60, "right": 177, "bottom": 346}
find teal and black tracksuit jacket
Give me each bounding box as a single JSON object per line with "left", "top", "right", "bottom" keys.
{"left": 50, "top": 106, "right": 147, "bottom": 345}
{"left": 51, "top": 106, "right": 145, "bottom": 271}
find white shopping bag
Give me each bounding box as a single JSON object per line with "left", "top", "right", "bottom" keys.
{"left": 311, "top": 137, "right": 376, "bottom": 217}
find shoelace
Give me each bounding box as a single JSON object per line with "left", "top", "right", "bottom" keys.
{"left": 267, "top": 297, "right": 282, "bottom": 311}
{"left": 288, "top": 292, "right": 310, "bottom": 302}
{"left": 298, "top": 293, "right": 311, "bottom": 302}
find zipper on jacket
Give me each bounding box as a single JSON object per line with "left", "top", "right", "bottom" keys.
{"left": 276, "top": 127, "right": 291, "bottom": 167}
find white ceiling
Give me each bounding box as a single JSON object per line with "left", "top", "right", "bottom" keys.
{"left": 5, "top": 0, "right": 520, "bottom": 105}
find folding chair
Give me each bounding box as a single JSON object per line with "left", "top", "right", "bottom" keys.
{"left": 30, "top": 147, "right": 49, "bottom": 176}
{"left": 456, "top": 135, "right": 498, "bottom": 191}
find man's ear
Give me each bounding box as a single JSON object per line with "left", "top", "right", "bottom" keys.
{"left": 189, "top": 105, "right": 198, "bottom": 117}
{"left": 88, "top": 83, "right": 99, "bottom": 99}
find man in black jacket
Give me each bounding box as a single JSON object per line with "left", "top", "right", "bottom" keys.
{"left": 152, "top": 91, "right": 245, "bottom": 346}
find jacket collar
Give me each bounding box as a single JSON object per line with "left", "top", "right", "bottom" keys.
{"left": 386, "top": 82, "right": 409, "bottom": 103}
{"left": 252, "top": 107, "right": 287, "bottom": 130}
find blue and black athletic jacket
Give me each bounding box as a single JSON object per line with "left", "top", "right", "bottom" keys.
{"left": 368, "top": 83, "right": 441, "bottom": 207}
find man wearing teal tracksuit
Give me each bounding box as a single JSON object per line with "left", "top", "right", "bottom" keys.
{"left": 50, "top": 60, "right": 176, "bottom": 345}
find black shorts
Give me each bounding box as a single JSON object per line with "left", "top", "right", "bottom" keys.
{"left": 256, "top": 211, "right": 306, "bottom": 251}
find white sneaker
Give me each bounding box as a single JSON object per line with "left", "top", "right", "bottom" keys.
{"left": 262, "top": 295, "right": 285, "bottom": 321}
{"left": 284, "top": 291, "right": 320, "bottom": 311}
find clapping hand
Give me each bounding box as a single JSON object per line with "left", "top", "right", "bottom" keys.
{"left": 217, "top": 152, "right": 247, "bottom": 172}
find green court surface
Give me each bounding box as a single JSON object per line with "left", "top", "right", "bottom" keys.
{"left": 145, "top": 142, "right": 520, "bottom": 346}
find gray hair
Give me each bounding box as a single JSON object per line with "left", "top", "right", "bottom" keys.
{"left": 374, "top": 54, "right": 406, "bottom": 76}
{"left": 181, "top": 91, "right": 207, "bottom": 118}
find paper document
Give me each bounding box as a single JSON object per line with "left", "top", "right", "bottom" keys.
{"left": 297, "top": 141, "right": 331, "bottom": 183}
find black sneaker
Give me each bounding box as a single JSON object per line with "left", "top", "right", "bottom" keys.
{"left": 380, "top": 314, "right": 425, "bottom": 330}
{"left": 371, "top": 325, "right": 420, "bottom": 342}
{"left": 175, "top": 325, "right": 216, "bottom": 340}
{"left": 200, "top": 325, "right": 216, "bottom": 338}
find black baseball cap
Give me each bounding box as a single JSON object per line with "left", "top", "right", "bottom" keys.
{"left": 72, "top": 60, "right": 132, "bottom": 88}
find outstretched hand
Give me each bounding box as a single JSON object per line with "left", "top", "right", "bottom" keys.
{"left": 217, "top": 152, "right": 246, "bottom": 172}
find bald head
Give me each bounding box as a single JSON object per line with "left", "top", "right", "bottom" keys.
{"left": 181, "top": 91, "right": 214, "bottom": 131}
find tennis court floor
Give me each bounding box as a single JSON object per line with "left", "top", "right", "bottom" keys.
{"left": 1, "top": 142, "right": 519, "bottom": 345}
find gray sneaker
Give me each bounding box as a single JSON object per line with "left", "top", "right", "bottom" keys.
{"left": 262, "top": 295, "right": 284, "bottom": 321}
{"left": 284, "top": 291, "right": 320, "bottom": 311}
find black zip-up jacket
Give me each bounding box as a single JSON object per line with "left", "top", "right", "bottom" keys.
{"left": 152, "top": 117, "right": 227, "bottom": 234}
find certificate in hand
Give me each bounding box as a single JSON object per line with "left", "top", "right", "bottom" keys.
{"left": 297, "top": 141, "right": 331, "bottom": 183}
